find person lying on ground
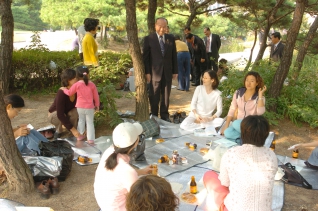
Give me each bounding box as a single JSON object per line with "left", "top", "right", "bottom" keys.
{"left": 203, "top": 115, "right": 277, "bottom": 211}
{"left": 5, "top": 94, "right": 49, "bottom": 155}
{"left": 94, "top": 122, "right": 152, "bottom": 211}
{"left": 220, "top": 71, "right": 266, "bottom": 141}
{"left": 180, "top": 70, "right": 222, "bottom": 131}
{"left": 126, "top": 175, "right": 179, "bottom": 211}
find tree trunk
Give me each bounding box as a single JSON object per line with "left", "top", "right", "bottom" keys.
{"left": 185, "top": 12, "right": 196, "bottom": 28}
{"left": 100, "top": 24, "right": 104, "bottom": 41}
{"left": 291, "top": 15, "right": 318, "bottom": 83}
{"left": 244, "top": 29, "right": 257, "bottom": 71}
{"left": 0, "top": 0, "right": 14, "bottom": 94}
{"left": 124, "top": 0, "right": 149, "bottom": 122}
{"left": 253, "top": 25, "right": 271, "bottom": 64}
{"left": 268, "top": 0, "right": 306, "bottom": 111}
{"left": 147, "top": 0, "right": 157, "bottom": 34}
{"left": 0, "top": 92, "right": 34, "bottom": 192}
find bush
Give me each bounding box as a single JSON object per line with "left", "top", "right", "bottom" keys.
{"left": 12, "top": 49, "right": 79, "bottom": 92}
{"left": 219, "top": 39, "right": 245, "bottom": 53}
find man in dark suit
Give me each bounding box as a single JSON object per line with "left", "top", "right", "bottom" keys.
{"left": 143, "top": 18, "right": 178, "bottom": 121}
{"left": 270, "top": 32, "right": 284, "bottom": 62}
{"left": 186, "top": 33, "right": 207, "bottom": 86}
{"left": 203, "top": 27, "right": 221, "bottom": 72}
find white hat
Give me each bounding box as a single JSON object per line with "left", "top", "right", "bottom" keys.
{"left": 113, "top": 122, "right": 143, "bottom": 148}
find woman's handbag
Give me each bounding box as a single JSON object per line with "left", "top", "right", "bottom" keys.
{"left": 279, "top": 162, "right": 312, "bottom": 189}
{"left": 140, "top": 117, "right": 160, "bottom": 138}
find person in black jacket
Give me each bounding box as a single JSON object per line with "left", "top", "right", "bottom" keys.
{"left": 186, "top": 33, "right": 207, "bottom": 86}
{"left": 143, "top": 18, "right": 178, "bottom": 121}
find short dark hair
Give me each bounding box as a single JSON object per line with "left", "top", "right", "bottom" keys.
{"left": 204, "top": 27, "right": 210, "bottom": 31}
{"left": 271, "top": 32, "right": 281, "bottom": 40}
{"left": 203, "top": 70, "right": 219, "bottom": 89}
{"left": 243, "top": 71, "right": 264, "bottom": 93}
{"left": 61, "top": 69, "right": 76, "bottom": 87}
{"left": 184, "top": 26, "right": 191, "bottom": 31}
{"left": 4, "top": 94, "right": 25, "bottom": 108}
{"left": 185, "top": 33, "right": 194, "bottom": 40}
{"left": 174, "top": 35, "right": 181, "bottom": 40}
{"left": 84, "top": 18, "right": 99, "bottom": 32}
{"left": 241, "top": 115, "right": 269, "bottom": 147}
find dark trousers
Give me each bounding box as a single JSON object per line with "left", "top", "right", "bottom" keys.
{"left": 177, "top": 52, "right": 191, "bottom": 91}
{"left": 148, "top": 74, "right": 172, "bottom": 120}
{"left": 193, "top": 60, "right": 207, "bottom": 85}
{"left": 206, "top": 53, "right": 218, "bottom": 72}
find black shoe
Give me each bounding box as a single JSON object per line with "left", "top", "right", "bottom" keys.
{"left": 177, "top": 88, "right": 185, "bottom": 91}
{"left": 304, "top": 161, "right": 318, "bottom": 170}
{"left": 191, "top": 83, "right": 199, "bottom": 86}
{"left": 161, "top": 118, "right": 171, "bottom": 123}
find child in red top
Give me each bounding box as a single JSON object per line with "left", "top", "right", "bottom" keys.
{"left": 62, "top": 66, "right": 99, "bottom": 144}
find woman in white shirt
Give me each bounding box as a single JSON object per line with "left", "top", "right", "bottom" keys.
{"left": 94, "top": 122, "right": 151, "bottom": 211}
{"left": 203, "top": 115, "right": 278, "bottom": 211}
{"left": 180, "top": 70, "right": 222, "bottom": 131}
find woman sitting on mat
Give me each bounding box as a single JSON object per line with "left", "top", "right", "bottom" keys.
{"left": 203, "top": 115, "right": 278, "bottom": 211}
{"left": 220, "top": 71, "right": 266, "bottom": 141}
{"left": 5, "top": 94, "right": 49, "bottom": 155}
{"left": 94, "top": 122, "right": 152, "bottom": 211}
{"left": 126, "top": 175, "right": 179, "bottom": 211}
{"left": 180, "top": 70, "right": 222, "bottom": 131}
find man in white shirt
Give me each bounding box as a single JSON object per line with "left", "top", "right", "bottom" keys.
{"left": 203, "top": 27, "right": 221, "bottom": 72}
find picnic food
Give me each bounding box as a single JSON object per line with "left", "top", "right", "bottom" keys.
{"left": 185, "top": 142, "right": 197, "bottom": 149}
{"left": 181, "top": 192, "right": 197, "bottom": 203}
{"left": 200, "top": 148, "right": 209, "bottom": 154}
{"left": 156, "top": 138, "right": 165, "bottom": 143}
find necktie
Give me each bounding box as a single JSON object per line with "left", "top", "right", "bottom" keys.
{"left": 159, "top": 36, "right": 165, "bottom": 56}
{"left": 206, "top": 37, "right": 210, "bottom": 53}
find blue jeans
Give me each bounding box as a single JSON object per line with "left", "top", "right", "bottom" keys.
{"left": 16, "top": 129, "right": 49, "bottom": 155}
{"left": 224, "top": 119, "right": 242, "bottom": 141}
{"left": 177, "top": 52, "right": 191, "bottom": 91}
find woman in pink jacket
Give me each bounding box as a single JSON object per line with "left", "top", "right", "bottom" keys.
{"left": 220, "top": 71, "right": 267, "bottom": 141}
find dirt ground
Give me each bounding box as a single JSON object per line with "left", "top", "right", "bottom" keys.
{"left": 1, "top": 41, "right": 318, "bottom": 210}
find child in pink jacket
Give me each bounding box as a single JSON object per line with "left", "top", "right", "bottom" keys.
{"left": 62, "top": 66, "right": 99, "bottom": 144}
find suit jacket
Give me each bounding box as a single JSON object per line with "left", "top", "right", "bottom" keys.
{"left": 187, "top": 36, "right": 206, "bottom": 63}
{"left": 143, "top": 33, "right": 178, "bottom": 81}
{"left": 204, "top": 34, "right": 221, "bottom": 60}
{"left": 270, "top": 42, "right": 284, "bottom": 62}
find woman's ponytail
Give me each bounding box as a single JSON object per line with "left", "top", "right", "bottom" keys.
{"left": 105, "top": 152, "right": 118, "bottom": 170}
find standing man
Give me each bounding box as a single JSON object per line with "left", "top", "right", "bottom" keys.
{"left": 203, "top": 27, "right": 221, "bottom": 72}
{"left": 143, "top": 18, "right": 178, "bottom": 122}
{"left": 186, "top": 33, "right": 206, "bottom": 86}
{"left": 270, "top": 32, "right": 284, "bottom": 62}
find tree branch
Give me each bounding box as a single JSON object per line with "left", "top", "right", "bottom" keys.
{"left": 163, "top": 6, "right": 189, "bottom": 17}
{"left": 196, "top": 5, "right": 231, "bottom": 15}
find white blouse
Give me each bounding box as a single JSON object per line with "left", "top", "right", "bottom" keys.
{"left": 219, "top": 144, "right": 278, "bottom": 211}
{"left": 190, "top": 85, "right": 222, "bottom": 117}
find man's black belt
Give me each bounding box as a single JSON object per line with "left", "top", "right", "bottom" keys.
{"left": 177, "top": 51, "right": 188, "bottom": 53}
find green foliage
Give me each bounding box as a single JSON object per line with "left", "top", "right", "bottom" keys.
{"left": 12, "top": 0, "right": 48, "bottom": 31}
{"left": 95, "top": 85, "right": 123, "bottom": 128}
{"left": 12, "top": 32, "right": 79, "bottom": 92}
{"left": 219, "top": 39, "right": 245, "bottom": 53}
{"left": 219, "top": 58, "right": 318, "bottom": 128}
{"left": 89, "top": 51, "right": 132, "bottom": 128}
